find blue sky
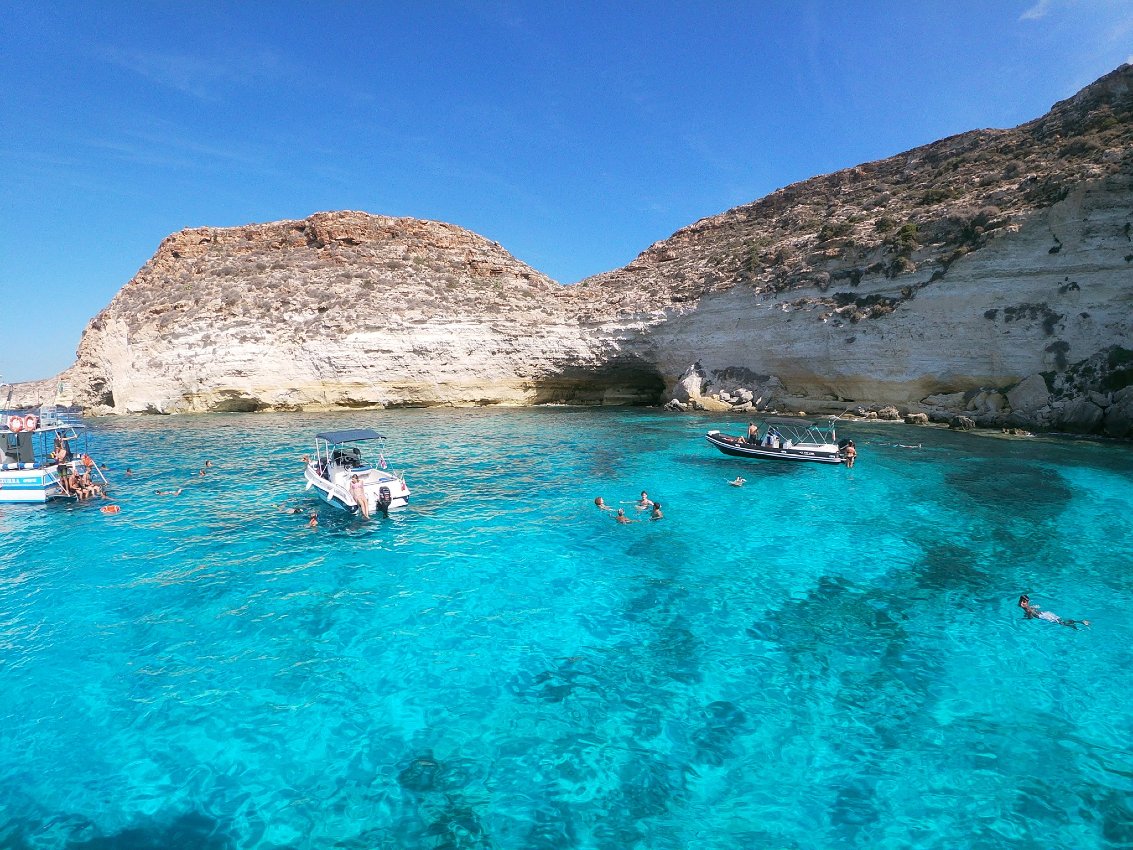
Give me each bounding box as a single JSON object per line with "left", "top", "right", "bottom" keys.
{"left": 3, "top": 1, "right": 1132, "bottom": 383}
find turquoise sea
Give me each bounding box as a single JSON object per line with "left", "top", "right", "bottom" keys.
{"left": 1, "top": 409, "right": 1131, "bottom": 850}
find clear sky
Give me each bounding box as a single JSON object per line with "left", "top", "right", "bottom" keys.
{"left": 2, "top": 1, "right": 1131, "bottom": 383}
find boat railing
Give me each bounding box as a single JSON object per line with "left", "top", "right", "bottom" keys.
{"left": 37, "top": 405, "right": 84, "bottom": 428}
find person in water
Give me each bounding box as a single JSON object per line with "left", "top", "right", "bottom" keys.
{"left": 841, "top": 440, "right": 857, "bottom": 468}
{"left": 636, "top": 491, "right": 653, "bottom": 510}
{"left": 615, "top": 508, "right": 636, "bottom": 524}
{"left": 1018, "top": 594, "right": 1089, "bottom": 629}
{"left": 349, "top": 474, "right": 370, "bottom": 519}
{"left": 308, "top": 511, "right": 319, "bottom": 528}
{"left": 650, "top": 502, "right": 663, "bottom": 520}
{"left": 729, "top": 477, "right": 746, "bottom": 487}
{"left": 594, "top": 496, "right": 613, "bottom": 511}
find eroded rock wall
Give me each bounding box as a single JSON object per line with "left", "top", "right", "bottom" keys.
{"left": 54, "top": 65, "right": 1133, "bottom": 437}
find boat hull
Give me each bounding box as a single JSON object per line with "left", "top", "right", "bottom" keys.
{"left": 304, "top": 465, "right": 410, "bottom": 514}
{"left": 705, "top": 432, "right": 844, "bottom": 464}
{"left": 0, "top": 466, "right": 65, "bottom": 503}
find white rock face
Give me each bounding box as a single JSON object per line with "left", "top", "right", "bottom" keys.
{"left": 67, "top": 212, "right": 665, "bottom": 413}
{"left": 1007, "top": 374, "right": 1051, "bottom": 414}
{"left": 645, "top": 177, "right": 1132, "bottom": 409}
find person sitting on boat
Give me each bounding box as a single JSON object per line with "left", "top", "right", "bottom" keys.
{"left": 349, "top": 474, "right": 371, "bottom": 519}
{"left": 56, "top": 465, "right": 74, "bottom": 496}
{"left": 746, "top": 422, "right": 760, "bottom": 444}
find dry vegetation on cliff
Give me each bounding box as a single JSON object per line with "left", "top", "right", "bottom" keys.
{"left": 579, "top": 64, "right": 1133, "bottom": 321}
{"left": 98, "top": 212, "right": 568, "bottom": 345}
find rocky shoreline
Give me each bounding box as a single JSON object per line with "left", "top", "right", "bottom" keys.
{"left": 659, "top": 353, "right": 1133, "bottom": 438}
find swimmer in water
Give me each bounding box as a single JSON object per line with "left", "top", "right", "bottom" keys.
{"left": 308, "top": 511, "right": 319, "bottom": 528}
{"left": 615, "top": 508, "right": 636, "bottom": 524}
{"left": 650, "top": 502, "right": 663, "bottom": 520}
{"left": 594, "top": 496, "right": 613, "bottom": 511}
{"left": 729, "top": 477, "right": 746, "bottom": 487}
{"left": 1018, "top": 594, "right": 1089, "bottom": 629}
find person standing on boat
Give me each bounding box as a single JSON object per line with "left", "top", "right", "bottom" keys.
{"left": 746, "top": 422, "right": 760, "bottom": 444}
{"left": 349, "top": 474, "right": 371, "bottom": 519}
{"left": 53, "top": 434, "right": 73, "bottom": 464}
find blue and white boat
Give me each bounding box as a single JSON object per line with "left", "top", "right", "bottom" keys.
{"left": 1, "top": 407, "right": 103, "bottom": 503}
{"left": 303, "top": 428, "right": 411, "bottom": 514}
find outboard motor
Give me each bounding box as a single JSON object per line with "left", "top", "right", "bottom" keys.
{"left": 376, "top": 486, "right": 392, "bottom": 517}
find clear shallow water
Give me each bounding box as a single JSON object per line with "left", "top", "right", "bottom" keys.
{"left": 1, "top": 409, "right": 1131, "bottom": 850}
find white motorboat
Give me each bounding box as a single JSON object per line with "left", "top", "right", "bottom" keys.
{"left": 303, "top": 428, "right": 410, "bottom": 515}
{"left": 705, "top": 416, "right": 849, "bottom": 464}
{"left": 1, "top": 407, "right": 108, "bottom": 503}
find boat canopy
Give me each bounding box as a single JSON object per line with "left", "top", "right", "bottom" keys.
{"left": 762, "top": 416, "right": 817, "bottom": 427}
{"left": 315, "top": 428, "right": 385, "bottom": 444}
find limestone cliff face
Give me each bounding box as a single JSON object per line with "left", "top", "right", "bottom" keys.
{"left": 69, "top": 212, "right": 662, "bottom": 413}
{"left": 59, "top": 65, "right": 1133, "bottom": 435}
{"left": 579, "top": 63, "right": 1133, "bottom": 433}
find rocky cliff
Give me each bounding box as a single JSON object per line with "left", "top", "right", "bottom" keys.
{"left": 66, "top": 212, "right": 663, "bottom": 413}
{"left": 48, "top": 65, "right": 1133, "bottom": 435}
{"left": 578, "top": 63, "right": 1133, "bottom": 434}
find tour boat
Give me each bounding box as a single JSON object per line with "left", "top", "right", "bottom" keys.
{"left": 1, "top": 407, "right": 107, "bottom": 503}
{"left": 705, "top": 416, "right": 848, "bottom": 464}
{"left": 303, "top": 428, "right": 410, "bottom": 514}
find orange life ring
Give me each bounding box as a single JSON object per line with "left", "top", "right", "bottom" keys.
{"left": 23, "top": 414, "right": 39, "bottom": 431}
{"left": 7, "top": 416, "right": 23, "bottom": 433}
{"left": 101, "top": 504, "right": 121, "bottom": 514}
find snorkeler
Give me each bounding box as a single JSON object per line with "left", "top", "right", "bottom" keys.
{"left": 1018, "top": 594, "right": 1089, "bottom": 629}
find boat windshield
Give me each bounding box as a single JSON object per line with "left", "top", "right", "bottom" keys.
{"left": 312, "top": 430, "right": 391, "bottom": 471}
{"left": 759, "top": 417, "right": 837, "bottom": 444}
